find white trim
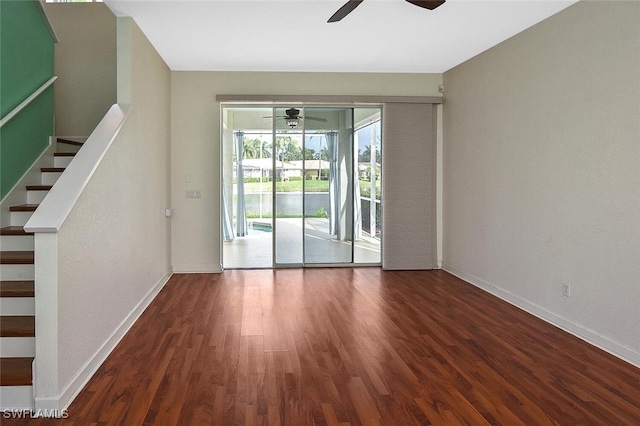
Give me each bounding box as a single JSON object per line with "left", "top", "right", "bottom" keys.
{"left": 442, "top": 263, "right": 640, "bottom": 369}
{"left": 216, "top": 94, "right": 443, "bottom": 105}
{"left": 34, "top": 270, "right": 172, "bottom": 412}
{"left": 0, "top": 77, "right": 57, "bottom": 128}
{"left": 24, "top": 104, "right": 131, "bottom": 233}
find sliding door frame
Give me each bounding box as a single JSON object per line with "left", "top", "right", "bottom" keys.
{"left": 219, "top": 95, "right": 442, "bottom": 270}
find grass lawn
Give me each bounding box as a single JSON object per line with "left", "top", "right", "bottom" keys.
{"left": 243, "top": 180, "right": 328, "bottom": 192}
{"left": 240, "top": 179, "right": 381, "bottom": 198}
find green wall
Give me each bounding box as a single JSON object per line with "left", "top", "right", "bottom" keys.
{"left": 1, "top": 0, "right": 56, "bottom": 199}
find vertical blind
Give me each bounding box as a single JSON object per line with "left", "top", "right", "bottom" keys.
{"left": 382, "top": 102, "right": 437, "bottom": 270}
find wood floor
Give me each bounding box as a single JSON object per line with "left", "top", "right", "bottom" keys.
{"left": 8, "top": 269, "right": 640, "bottom": 425}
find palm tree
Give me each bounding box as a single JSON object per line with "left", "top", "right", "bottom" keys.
{"left": 320, "top": 146, "right": 329, "bottom": 161}
{"left": 359, "top": 144, "right": 381, "bottom": 163}
{"left": 304, "top": 148, "right": 316, "bottom": 160}
{"left": 242, "top": 138, "right": 261, "bottom": 159}
{"left": 276, "top": 136, "right": 303, "bottom": 161}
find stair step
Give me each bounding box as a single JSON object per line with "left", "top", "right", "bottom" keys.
{"left": 0, "top": 385, "right": 33, "bottom": 410}
{"left": 56, "top": 137, "right": 86, "bottom": 146}
{"left": 0, "top": 297, "right": 35, "bottom": 316}
{"left": 9, "top": 211, "right": 34, "bottom": 227}
{"left": 26, "top": 186, "right": 51, "bottom": 204}
{"left": 0, "top": 265, "right": 34, "bottom": 281}
{"left": 0, "top": 316, "right": 35, "bottom": 337}
{"left": 41, "top": 168, "right": 63, "bottom": 186}
{"left": 0, "top": 252, "right": 34, "bottom": 265}
{"left": 0, "top": 281, "right": 35, "bottom": 315}
{"left": 40, "top": 167, "right": 65, "bottom": 173}
{"left": 0, "top": 337, "right": 35, "bottom": 358}
{"left": 0, "top": 281, "right": 34, "bottom": 298}
{"left": 0, "top": 227, "right": 32, "bottom": 236}
{"left": 26, "top": 185, "right": 52, "bottom": 191}
{"left": 9, "top": 205, "right": 38, "bottom": 212}
{"left": 0, "top": 357, "right": 33, "bottom": 386}
{"left": 54, "top": 152, "right": 75, "bottom": 168}
{"left": 0, "top": 229, "right": 33, "bottom": 251}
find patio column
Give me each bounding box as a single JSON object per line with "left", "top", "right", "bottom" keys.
{"left": 235, "top": 131, "right": 247, "bottom": 237}
{"left": 222, "top": 185, "right": 233, "bottom": 241}
{"left": 326, "top": 131, "right": 339, "bottom": 236}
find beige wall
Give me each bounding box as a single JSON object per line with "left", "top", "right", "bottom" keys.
{"left": 170, "top": 72, "right": 442, "bottom": 272}
{"left": 443, "top": 1, "right": 640, "bottom": 365}
{"left": 40, "top": 17, "right": 172, "bottom": 406}
{"left": 44, "top": 3, "right": 117, "bottom": 136}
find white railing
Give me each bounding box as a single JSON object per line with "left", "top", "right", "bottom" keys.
{"left": 0, "top": 76, "right": 57, "bottom": 128}
{"left": 24, "top": 104, "right": 131, "bottom": 233}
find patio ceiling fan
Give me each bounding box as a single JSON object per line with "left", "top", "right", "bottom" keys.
{"left": 264, "top": 108, "right": 328, "bottom": 129}
{"left": 328, "top": 0, "right": 445, "bottom": 23}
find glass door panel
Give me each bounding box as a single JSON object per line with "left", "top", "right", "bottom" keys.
{"left": 222, "top": 105, "right": 382, "bottom": 268}
{"left": 354, "top": 111, "right": 382, "bottom": 264}
{"left": 274, "top": 108, "right": 303, "bottom": 265}
{"left": 303, "top": 108, "right": 353, "bottom": 264}
{"left": 222, "top": 107, "right": 275, "bottom": 268}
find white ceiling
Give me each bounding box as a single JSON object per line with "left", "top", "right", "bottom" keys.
{"left": 103, "top": 0, "right": 578, "bottom": 73}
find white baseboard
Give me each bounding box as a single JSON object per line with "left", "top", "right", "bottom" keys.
{"left": 172, "top": 264, "right": 222, "bottom": 274}
{"left": 442, "top": 264, "right": 640, "bottom": 369}
{"left": 34, "top": 269, "right": 173, "bottom": 412}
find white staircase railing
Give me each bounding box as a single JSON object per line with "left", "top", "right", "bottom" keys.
{"left": 0, "top": 77, "right": 57, "bottom": 129}
{"left": 24, "top": 104, "right": 131, "bottom": 233}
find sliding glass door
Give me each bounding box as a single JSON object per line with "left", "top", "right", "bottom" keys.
{"left": 300, "top": 108, "right": 354, "bottom": 265}
{"left": 274, "top": 107, "right": 303, "bottom": 265}
{"left": 222, "top": 106, "right": 381, "bottom": 269}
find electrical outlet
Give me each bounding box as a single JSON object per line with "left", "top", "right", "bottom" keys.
{"left": 562, "top": 283, "right": 571, "bottom": 297}
{"left": 186, "top": 190, "right": 201, "bottom": 199}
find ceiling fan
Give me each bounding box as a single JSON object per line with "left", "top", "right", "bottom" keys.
{"left": 328, "top": 0, "right": 445, "bottom": 23}
{"left": 265, "top": 108, "right": 328, "bottom": 129}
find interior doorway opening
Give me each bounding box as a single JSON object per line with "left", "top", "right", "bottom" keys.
{"left": 222, "top": 106, "right": 382, "bottom": 269}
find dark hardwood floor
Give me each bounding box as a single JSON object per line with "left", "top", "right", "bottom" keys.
{"left": 7, "top": 269, "right": 640, "bottom": 425}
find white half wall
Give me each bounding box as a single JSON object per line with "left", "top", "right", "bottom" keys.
{"left": 170, "top": 72, "right": 443, "bottom": 272}
{"left": 443, "top": 1, "right": 640, "bottom": 365}
{"left": 35, "top": 16, "right": 172, "bottom": 409}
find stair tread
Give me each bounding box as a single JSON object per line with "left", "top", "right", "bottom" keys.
{"left": 41, "top": 167, "right": 65, "bottom": 172}
{"left": 0, "top": 281, "right": 34, "bottom": 297}
{"left": 26, "top": 185, "right": 53, "bottom": 191}
{"left": 57, "top": 137, "right": 86, "bottom": 146}
{"left": 9, "top": 204, "right": 38, "bottom": 212}
{"left": 0, "top": 251, "right": 34, "bottom": 264}
{"left": 0, "top": 316, "right": 35, "bottom": 337}
{"left": 0, "top": 226, "right": 32, "bottom": 236}
{"left": 0, "top": 357, "right": 33, "bottom": 386}
{"left": 54, "top": 152, "right": 76, "bottom": 157}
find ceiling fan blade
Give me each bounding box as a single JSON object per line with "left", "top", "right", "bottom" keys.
{"left": 328, "top": 0, "right": 364, "bottom": 23}
{"left": 405, "top": 0, "right": 445, "bottom": 10}
{"left": 303, "top": 117, "right": 328, "bottom": 123}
